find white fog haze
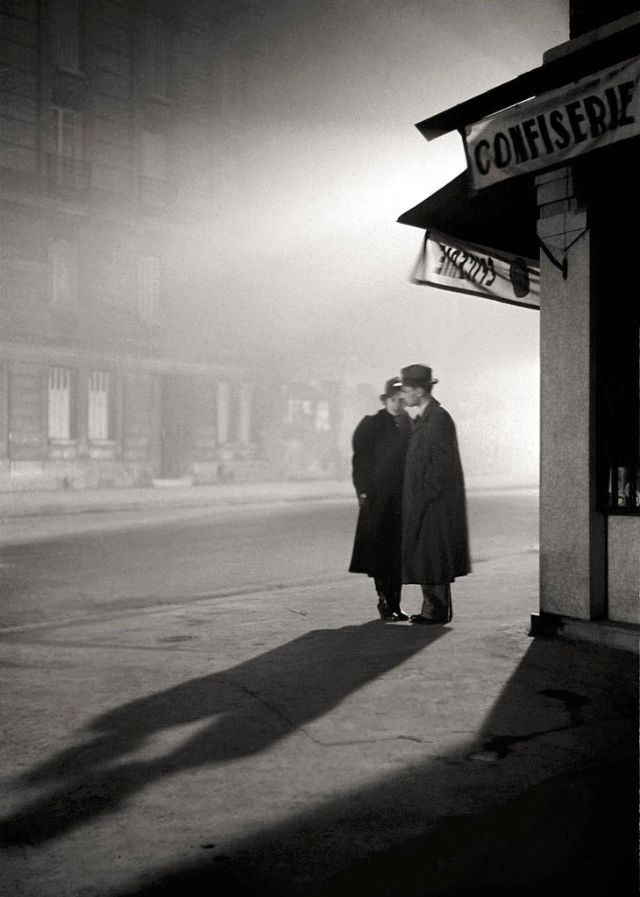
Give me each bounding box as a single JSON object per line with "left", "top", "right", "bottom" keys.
{"left": 1, "top": 0, "right": 569, "bottom": 490}
{"left": 177, "top": 0, "right": 567, "bottom": 486}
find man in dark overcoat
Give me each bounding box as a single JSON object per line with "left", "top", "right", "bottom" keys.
{"left": 348, "top": 377, "right": 411, "bottom": 620}
{"left": 399, "top": 364, "right": 471, "bottom": 624}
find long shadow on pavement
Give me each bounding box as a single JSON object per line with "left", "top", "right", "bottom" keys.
{"left": 103, "top": 637, "right": 638, "bottom": 897}
{"left": 0, "top": 620, "right": 445, "bottom": 847}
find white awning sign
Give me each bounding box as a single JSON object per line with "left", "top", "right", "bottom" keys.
{"left": 411, "top": 230, "right": 540, "bottom": 309}
{"left": 465, "top": 56, "right": 640, "bottom": 189}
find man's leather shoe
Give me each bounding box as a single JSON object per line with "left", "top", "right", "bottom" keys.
{"left": 409, "top": 614, "right": 446, "bottom": 625}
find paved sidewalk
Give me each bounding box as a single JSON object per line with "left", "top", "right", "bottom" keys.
{"left": 0, "top": 478, "right": 355, "bottom": 519}
{"left": 0, "top": 533, "right": 636, "bottom": 896}
{"left": 0, "top": 479, "right": 358, "bottom": 545}
{"left": 0, "top": 475, "right": 537, "bottom": 518}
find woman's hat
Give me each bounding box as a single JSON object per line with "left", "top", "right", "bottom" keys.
{"left": 380, "top": 377, "right": 403, "bottom": 400}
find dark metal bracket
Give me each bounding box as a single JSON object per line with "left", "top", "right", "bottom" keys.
{"left": 537, "top": 226, "right": 589, "bottom": 280}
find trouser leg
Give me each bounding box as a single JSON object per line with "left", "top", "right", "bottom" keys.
{"left": 420, "top": 583, "right": 452, "bottom": 622}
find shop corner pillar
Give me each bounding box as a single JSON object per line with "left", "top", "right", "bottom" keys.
{"left": 536, "top": 166, "right": 605, "bottom": 621}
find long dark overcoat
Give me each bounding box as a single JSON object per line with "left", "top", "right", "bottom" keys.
{"left": 402, "top": 399, "right": 471, "bottom": 585}
{"left": 348, "top": 409, "right": 410, "bottom": 577}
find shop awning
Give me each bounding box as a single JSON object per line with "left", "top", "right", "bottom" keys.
{"left": 400, "top": 16, "right": 640, "bottom": 310}
{"left": 398, "top": 168, "right": 538, "bottom": 259}
{"left": 397, "top": 170, "right": 540, "bottom": 309}
{"left": 416, "top": 18, "right": 640, "bottom": 140}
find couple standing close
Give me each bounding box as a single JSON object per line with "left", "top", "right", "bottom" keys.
{"left": 349, "top": 364, "right": 471, "bottom": 625}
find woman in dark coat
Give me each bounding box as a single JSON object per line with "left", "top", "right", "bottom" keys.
{"left": 399, "top": 364, "right": 471, "bottom": 624}
{"left": 349, "top": 378, "right": 411, "bottom": 620}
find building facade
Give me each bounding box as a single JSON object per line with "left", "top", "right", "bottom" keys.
{"left": 400, "top": 1, "right": 640, "bottom": 645}
{"left": 0, "top": 1, "right": 344, "bottom": 489}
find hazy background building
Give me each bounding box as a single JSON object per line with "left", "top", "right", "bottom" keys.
{"left": 0, "top": 1, "right": 567, "bottom": 490}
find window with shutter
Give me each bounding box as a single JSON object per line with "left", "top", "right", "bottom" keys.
{"left": 48, "top": 367, "right": 74, "bottom": 440}
{"left": 143, "top": 16, "right": 169, "bottom": 98}
{"left": 137, "top": 255, "right": 160, "bottom": 320}
{"left": 217, "top": 382, "right": 230, "bottom": 445}
{"left": 50, "top": 240, "right": 78, "bottom": 305}
{"left": 88, "top": 371, "right": 112, "bottom": 441}
{"left": 49, "top": 107, "right": 87, "bottom": 191}
{"left": 51, "top": 0, "right": 81, "bottom": 73}
{"left": 53, "top": 107, "right": 83, "bottom": 160}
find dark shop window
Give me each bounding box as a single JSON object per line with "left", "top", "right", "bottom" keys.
{"left": 590, "top": 142, "right": 640, "bottom": 514}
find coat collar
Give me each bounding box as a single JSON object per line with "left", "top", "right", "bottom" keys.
{"left": 413, "top": 397, "right": 440, "bottom": 427}
{"left": 381, "top": 408, "right": 411, "bottom": 430}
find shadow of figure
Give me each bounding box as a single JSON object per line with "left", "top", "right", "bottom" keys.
{"left": 99, "top": 637, "right": 637, "bottom": 897}
{"left": 0, "top": 620, "right": 445, "bottom": 846}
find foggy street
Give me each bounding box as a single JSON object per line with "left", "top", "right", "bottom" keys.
{"left": 0, "top": 486, "right": 636, "bottom": 897}
{"left": 0, "top": 490, "right": 538, "bottom": 631}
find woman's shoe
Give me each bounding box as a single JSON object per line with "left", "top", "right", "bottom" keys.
{"left": 377, "top": 599, "right": 393, "bottom": 620}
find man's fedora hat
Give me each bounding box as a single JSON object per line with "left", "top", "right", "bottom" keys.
{"left": 400, "top": 364, "right": 439, "bottom": 388}
{"left": 380, "top": 377, "right": 403, "bottom": 400}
